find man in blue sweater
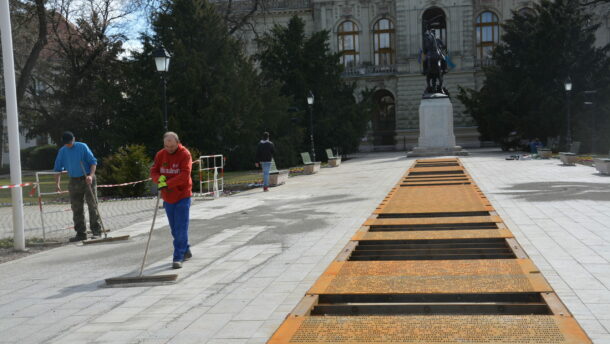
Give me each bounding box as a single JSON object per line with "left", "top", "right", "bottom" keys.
{"left": 53, "top": 131, "right": 101, "bottom": 242}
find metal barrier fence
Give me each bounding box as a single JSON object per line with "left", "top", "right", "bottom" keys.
{"left": 198, "top": 155, "right": 224, "bottom": 198}
{"left": 34, "top": 171, "right": 69, "bottom": 241}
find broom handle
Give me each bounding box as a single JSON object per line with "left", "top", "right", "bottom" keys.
{"left": 139, "top": 191, "right": 161, "bottom": 277}
{"left": 80, "top": 162, "right": 107, "bottom": 237}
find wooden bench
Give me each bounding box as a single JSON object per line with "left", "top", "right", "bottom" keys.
{"left": 559, "top": 141, "right": 580, "bottom": 165}
{"left": 326, "top": 148, "right": 341, "bottom": 167}
{"left": 301, "top": 152, "right": 321, "bottom": 174}
{"left": 269, "top": 159, "right": 289, "bottom": 186}
{"left": 594, "top": 158, "right": 610, "bottom": 175}
{"left": 559, "top": 152, "right": 577, "bottom": 166}
{"left": 538, "top": 148, "right": 552, "bottom": 159}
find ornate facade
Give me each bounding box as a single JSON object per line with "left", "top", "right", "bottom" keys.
{"left": 243, "top": 0, "right": 610, "bottom": 151}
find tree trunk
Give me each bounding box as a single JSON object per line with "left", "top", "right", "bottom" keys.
{"left": 16, "top": 0, "right": 48, "bottom": 103}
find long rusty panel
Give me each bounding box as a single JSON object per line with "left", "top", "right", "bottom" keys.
{"left": 364, "top": 216, "right": 502, "bottom": 226}
{"left": 268, "top": 315, "right": 591, "bottom": 343}
{"left": 309, "top": 260, "right": 551, "bottom": 294}
{"left": 309, "top": 274, "right": 552, "bottom": 294}
{"left": 409, "top": 166, "right": 465, "bottom": 173}
{"left": 320, "top": 260, "right": 539, "bottom": 277}
{"left": 353, "top": 229, "right": 514, "bottom": 241}
{"left": 380, "top": 185, "right": 489, "bottom": 214}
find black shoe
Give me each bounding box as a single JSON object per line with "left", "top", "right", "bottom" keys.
{"left": 184, "top": 249, "right": 192, "bottom": 261}
{"left": 172, "top": 261, "right": 183, "bottom": 269}
{"left": 69, "top": 234, "right": 87, "bottom": 242}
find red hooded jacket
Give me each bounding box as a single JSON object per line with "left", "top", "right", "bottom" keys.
{"left": 150, "top": 144, "right": 192, "bottom": 204}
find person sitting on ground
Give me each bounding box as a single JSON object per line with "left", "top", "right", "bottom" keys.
{"left": 53, "top": 131, "right": 102, "bottom": 242}
{"left": 255, "top": 132, "right": 275, "bottom": 192}
{"left": 150, "top": 132, "right": 193, "bottom": 269}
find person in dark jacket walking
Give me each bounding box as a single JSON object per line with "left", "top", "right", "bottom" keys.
{"left": 255, "top": 132, "right": 275, "bottom": 192}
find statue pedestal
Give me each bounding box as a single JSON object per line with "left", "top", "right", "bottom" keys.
{"left": 408, "top": 96, "right": 469, "bottom": 157}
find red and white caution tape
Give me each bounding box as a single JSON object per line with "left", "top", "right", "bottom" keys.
{"left": 97, "top": 178, "right": 152, "bottom": 188}
{"left": 0, "top": 182, "right": 35, "bottom": 189}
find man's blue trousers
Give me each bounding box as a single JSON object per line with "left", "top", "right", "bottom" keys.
{"left": 164, "top": 197, "right": 191, "bottom": 262}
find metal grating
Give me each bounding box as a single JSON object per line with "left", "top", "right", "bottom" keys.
{"left": 269, "top": 316, "right": 590, "bottom": 343}
{"left": 267, "top": 158, "right": 591, "bottom": 343}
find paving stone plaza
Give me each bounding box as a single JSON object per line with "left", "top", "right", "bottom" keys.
{"left": 1, "top": 150, "right": 610, "bottom": 343}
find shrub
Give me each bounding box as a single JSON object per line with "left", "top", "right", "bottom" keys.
{"left": 20, "top": 146, "right": 37, "bottom": 169}
{"left": 185, "top": 146, "right": 202, "bottom": 192}
{"left": 28, "top": 145, "right": 58, "bottom": 170}
{"left": 98, "top": 145, "right": 152, "bottom": 198}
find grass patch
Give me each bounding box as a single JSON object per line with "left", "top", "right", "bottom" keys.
{"left": 0, "top": 237, "right": 46, "bottom": 248}
{"left": 0, "top": 174, "right": 69, "bottom": 205}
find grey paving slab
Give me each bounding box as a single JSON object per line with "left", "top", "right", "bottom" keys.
{"left": 1, "top": 152, "right": 408, "bottom": 343}
{"left": 461, "top": 150, "right": 610, "bottom": 343}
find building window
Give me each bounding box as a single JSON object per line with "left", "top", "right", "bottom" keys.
{"left": 476, "top": 11, "right": 500, "bottom": 60}
{"left": 338, "top": 20, "right": 359, "bottom": 67}
{"left": 422, "top": 7, "right": 447, "bottom": 45}
{"left": 373, "top": 18, "right": 395, "bottom": 65}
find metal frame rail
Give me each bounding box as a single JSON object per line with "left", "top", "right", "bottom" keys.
{"left": 198, "top": 155, "right": 224, "bottom": 198}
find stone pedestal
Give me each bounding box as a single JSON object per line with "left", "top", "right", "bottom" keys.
{"left": 408, "top": 96, "right": 468, "bottom": 157}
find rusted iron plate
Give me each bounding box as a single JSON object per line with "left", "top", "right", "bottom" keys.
{"left": 309, "top": 260, "right": 551, "bottom": 294}
{"left": 409, "top": 166, "right": 465, "bottom": 173}
{"left": 267, "top": 315, "right": 591, "bottom": 343}
{"left": 352, "top": 229, "right": 514, "bottom": 241}
{"left": 416, "top": 158, "right": 460, "bottom": 163}
{"left": 378, "top": 186, "right": 490, "bottom": 214}
{"left": 309, "top": 273, "right": 551, "bottom": 294}
{"left": 320, "top": 260, "right": 539, "bottom": 277}
{"left": 364, "top": 216, "right": 503, "bottom": 226}
{"left": 403, "top": 177, "right": 471, "bottom": 181}
{"left": 400, "top": 182, "right": 472, "bottom": 187}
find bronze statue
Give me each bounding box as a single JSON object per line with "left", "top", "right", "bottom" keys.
{"left": 422, "top": 22, "right": 449, "bottom": 97}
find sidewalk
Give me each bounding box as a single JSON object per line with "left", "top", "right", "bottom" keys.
{"left": 461, "top": 151, "right": 610, "bottom": 344}
{"left": 1, "top": 150, "right": 610, "bottom": 343}
{"left": 0, "top": 152, "right": 409, "bottom": 344}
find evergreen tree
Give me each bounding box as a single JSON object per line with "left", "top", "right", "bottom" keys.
{"left": 117, "top": 0, "right": 295, "bottom": 169}
{"left": 458, "top": 0, "right": 610, "bottom": 151}
{"left": 257, "top": 16, "right": 370, "bottom": 158}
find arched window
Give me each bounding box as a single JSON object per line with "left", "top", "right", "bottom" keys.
{"left": 476, "top": 11, "right": 500, "bottom": 60}
{"left": 422, "top": 8, "right": 447, "bottom": 45}
{"left": 373, "top": 18, "right": 395, "bottom": 66}
{"left": 338, "top": 21, "right": 360, "bottom": 67}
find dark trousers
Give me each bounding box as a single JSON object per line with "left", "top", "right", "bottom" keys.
{"left": 69, "top": 176, "right": 101, "bottom": 236}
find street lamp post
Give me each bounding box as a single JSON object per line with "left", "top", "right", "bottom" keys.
{"left": 1, "top": 0, "right": 26, "bottom": 251}
{"left": 153, "top": 47, "right": 171, "bottom": 132}
{"left": 564, "top": 77, "right": 572, "bottom": 149}
{"left": 307, "top": 91, "right": 316, "bottom": 161}
{"left": 584, "top": 90, "right": 597, "bottom": 153}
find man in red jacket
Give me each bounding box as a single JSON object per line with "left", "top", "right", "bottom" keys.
{"left": 150, "top": 132, "right": 193, "bottom": 269}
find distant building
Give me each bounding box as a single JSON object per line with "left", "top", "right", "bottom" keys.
{"left": 239, "top": 0, "right": 610, "bottom": 151}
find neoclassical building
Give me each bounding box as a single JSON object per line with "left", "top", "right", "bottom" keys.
{"left": 241, "top": 0, "right": 610, "bottom": 151}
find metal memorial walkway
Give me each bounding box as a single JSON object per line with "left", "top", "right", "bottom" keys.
{"left": 267, "top": 158, "right": 591, "bottom": 343}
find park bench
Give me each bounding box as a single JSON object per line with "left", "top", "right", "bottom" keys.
{"left": 538, "top": 148, "right": 552, "bottom": 159}
{"left": 325, "top": 148, "right": 341, "bottom": 167}
{"left": 559, "top": 141, "right": 581, "bottom": 166}
{"left": 300, "top": 152, "right": 321, "bottom": 175}
{"left": 269, "top": 158, "right": 289, "bottom": 186}
{"left": 593, "top": 158, "right": 610, "bottom": 175}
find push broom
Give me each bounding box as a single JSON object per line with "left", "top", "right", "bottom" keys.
{"left": 79, "top": 162, "right": 130, "bottom": 244}
{"left": 105, "top": 190, "right": 177, "bottom": 286}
